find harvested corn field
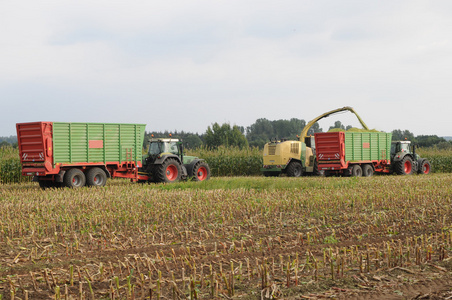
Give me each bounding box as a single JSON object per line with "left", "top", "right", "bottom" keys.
{"left": 1, "top": 175, "right": 452, "bottom": 299}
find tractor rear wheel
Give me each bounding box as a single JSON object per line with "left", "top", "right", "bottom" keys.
{"left": 362, "top": 164, "right": 374, "bottom": 177}
{"left": 418, "top": 159, "right": 431, "bottom": 175}
{"left": 156, "top": 158, "right": 181, "bottom": 183}
{"left": 395, "top": 156, "right": 413, "bottom": 175}
{"left": 192, "top": 161, "right": 210, "bottom": 181}
{"left": 86, "top": 167, "right": 107, "bottom": 187}
{"left": 286, "top": 161, "right": 303, "bottom": 177}
{"left": 351, "top": 165, "right": 362, "bottom": 177}
{"left": 63, "top": 168, "right": 86, "bottom": 188}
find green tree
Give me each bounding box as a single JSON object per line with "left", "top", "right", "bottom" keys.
{"left": 205, "top": 123, "right": 248, "bottom": 149}
{"left": 415, "top": 135, "right": 447, "bottom": 148}
{"left": 246, "top": 118, "right": 309, "bottom": 148}
{"left": 328, "top": 120, "right": 346, "bottom": 131}
{"left": 307, "top": 122, "right": 323, "bottom": 136}
{"left": 392, "top": 129, "right": 415, "bottom": 141}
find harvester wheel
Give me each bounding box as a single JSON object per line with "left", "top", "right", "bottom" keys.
{"left": 192, "top": 161, "right": 211, "bottom": 181}
{"left": 418, "top": 159, "right": 431, "bottom": 175}
{"left": 362, "top": 164, "right": 374, "bottom": 177}
{"left": 63, "top": 168, "right": 86, "bottom": 188}
{"left": 286, "top": 161, "right": 303, "bottom": 177}
{"left": 86, "top": 167, "right": 107, "bottom": 187}
{"left": 156, "top": 158, "right": 181, "bottom": 183}
{"left": 394, "top": 156, "right": 413, "bottom": 175}
{"left": 351, "top": 165, "right": 363, "bottom": 177}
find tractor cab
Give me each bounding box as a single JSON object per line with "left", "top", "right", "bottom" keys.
{"left": 391, "top": 141, "right": 411, "bottom": 158}
{"left": 391, "top": 141, "right": 421, "bottom": 162}
{"left": 148, "top": 138, "right": 181, "bottom": 157}
{"left": 144, "top": 138, "right": 184, "bottom": 166}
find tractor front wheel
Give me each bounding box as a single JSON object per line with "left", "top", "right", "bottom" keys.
{"left": 156, "top": 158, "right": 181, "bottom": 183}
{"left": 395, "top": 156, "right": 413, "bottom": 175}
{"left": 192, "top": 161, "right": 211, "bottom": 181}
{"left": 418, "top": 159, "right": 432, "bottom": 175}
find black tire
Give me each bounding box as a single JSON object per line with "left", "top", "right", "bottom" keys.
{"left": 418, "top": 159, "right": 432, "bottom": 175}
{"left": 351, "top": 165, "right": 363, "bottom": 177}
{"left": 311, "top": 160, "right": 324, "bottom": 177}
{"left": 286, "top": 161, "right": 303, "bottom": 177}
{"left": 38, "top": 179, "right": 53, "bottom": 189}
{"left": 394, "top": 156, "right": 413, "bottom": 175}
{"left": 155, "top": 158, "right": 181, "bottom": 183}
{"left": 192, "top": 161, "right": 211, "bottom": 181}
{"left": 263, "top": 171, "right": 280, "bottom": 177}
{"left": 63, "top": 168, "right": 86, "bottom": 188}
{"left": 362, "top": 164, "right": 374, "bottom": 177}
{"left": 86, "top": 167, "right": 107, "bottom": 187}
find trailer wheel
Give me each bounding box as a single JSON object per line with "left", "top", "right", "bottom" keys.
{"left": 63, "top": 168, "right": 86, "bottom": 188}
{"left": 156, "top": 158, "right": 181, "bottom": 183}
{"left": 38, "top": 179, "right": 54, "bottom": 189}
{"left": 362, "top": 164, "right": 373, "bottom": 177}
{"left": 286, "top": 161, "right": 303, "bottom": 177}
{"left": 86, "top": 168, "right": 107, "bottom": 187}
{"left": 351, "top": 165, "right": 363, "bottom": 177}
{"left": 394, "top": 156, "right": 413, "bottom": 175}
{"left": 418, "top": 159, "right": 431, "bottom": 175}
{"left": 192, "top": 161, "right": 210, "bottom": 181}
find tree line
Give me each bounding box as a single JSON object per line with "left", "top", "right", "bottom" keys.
{"left": 1, "top": 120, "right": 451, "bottom": 150}
{"left": 143, "top": 118, "right": 451, "bottom": 150}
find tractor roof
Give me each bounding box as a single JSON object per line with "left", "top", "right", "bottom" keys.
{"left": 149, "top": 138, "right": 180, "bottom": 143}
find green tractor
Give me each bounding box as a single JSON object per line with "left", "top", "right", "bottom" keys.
{"left": 390, "top": 141, "right": 431, "bottom": 175}
{"left": 142, "top": 137, "right": 210, "bottom": 183}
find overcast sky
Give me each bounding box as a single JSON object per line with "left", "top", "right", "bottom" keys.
{"left": 1, "top": 1, "right": 451, "bottom": 137}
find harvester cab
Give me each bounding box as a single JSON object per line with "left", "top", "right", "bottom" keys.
{"left": 390, "top": 140, "right": 431, "bottom": 175}
{"left": 142, "top": 137, "right": 210, "bottom": 183}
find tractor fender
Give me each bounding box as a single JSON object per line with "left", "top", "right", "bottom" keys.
{"left": 184, "top": 159, "right": 204, "bottom": 176}
{"left": 392, "top": 152, "right": 410, "bottom": 162}
{"left": 152, "top": 155, "right": 187, "bottom": 178}
{"left": 153, "top": 154, "right": 182, "bottom": 166}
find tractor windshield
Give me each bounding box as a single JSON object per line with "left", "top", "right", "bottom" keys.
{"left": 400, "top": 143, "right": 410, "bottom": 152}
{"left": 149, "top": 141, "right": 179, "bottom": 156}
{"left": 391, "top": 142, "right": 410, "bottom": 155}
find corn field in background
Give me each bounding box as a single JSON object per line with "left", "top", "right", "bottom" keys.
{"left": 0, "top": 146, "right": 29, "bottom": 184}
{"left": 186, "top": 146, "right": 263, "bottom": 176}
{"left": 417, "top": 148, "right": 452, "bottom": 173}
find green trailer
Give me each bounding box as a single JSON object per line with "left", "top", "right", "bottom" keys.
{"left": 16, "top": 121, "right": 146, "bottom": 188}
{"left": 315, "top": 131, "right": 393, "bottom": 176}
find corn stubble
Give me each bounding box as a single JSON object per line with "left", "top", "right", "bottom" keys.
{"left": 0, "top": 175, "right": 452, "bottom": 299}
